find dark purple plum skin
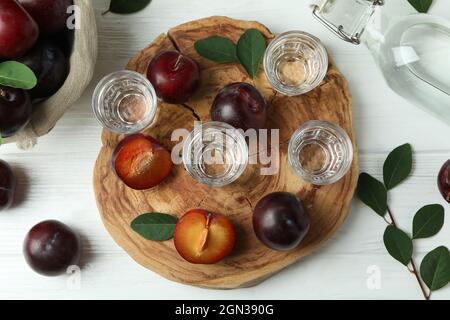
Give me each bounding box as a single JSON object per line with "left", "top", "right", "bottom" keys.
{"left": 0, "top": 160, "right": 16, "bottom": 211}
{"left": 23, "top": 220, "right": 81, "bottom": 276}
{"left": 211, "top": 82, "right": 267, "bottom": 131}
{"left": 18, "top": 0, "right": 73, "bottom": 36}
{"left": 438, "top": 160, "right": 450, "bottom": 203}
{"left": 0, "top": 85, "right": 32, "bottom": 137}
{"left": 253, "top": 192, "right": 310, "bottom": 251}
{"left": 18, "top": 41, "right": 68, "bottom": 99}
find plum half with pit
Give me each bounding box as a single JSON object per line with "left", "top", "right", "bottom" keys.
{"left": 147, "top": 51, "right": 200, "bottom": 104}
{"left": 18, "top": 40, "right": 68, "bottom": 99}
{"left": 438, "top": 160, "right": 450, "bottom": 203}
{"left": 112, "top": 134, "right": 173, "bottom": 190}
{"left": 253, "top": 192, "right": 310, "bottom": 251}
{"left": 23, "top": 220, "right": 81, "bottom": 276}
{"left": 211, "top": 82, "right": 267, "bottom": 131}
{"left": 0, "top": 160, "right": 16, "bottom": 211}
{"left": 174, "top": 209, "right": 236, "bottom": 264}
{"left": 0, "top": 85, "right": 32, "bottom": 138}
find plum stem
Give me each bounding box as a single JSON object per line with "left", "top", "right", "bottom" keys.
{"left": 0, "top": 88, "right": 6, "bottom": 98}
{"left": 386, "top": 205, "right": 430, "bottom": 300}
{"left": 173, "top": 54, "right": 184, "bottom": 71}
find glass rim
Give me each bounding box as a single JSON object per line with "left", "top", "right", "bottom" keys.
{"left": 182, "top": 121, "right": 249, "bottom": 187}
{"left": 263, "top": 30, "right": 329, "bottom": 96}
{"left": 288, "top": 120, "right": 353, "bottom": 185}
{"left": 92, "top": 70, "right": 158, "bottom": 134}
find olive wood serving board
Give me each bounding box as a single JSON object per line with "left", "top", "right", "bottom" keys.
{"left": 93, "top": 16, "right": 359, "bottom": 289}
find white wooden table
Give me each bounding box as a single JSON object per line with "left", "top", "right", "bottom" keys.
{"left": 1, "top": 0, "right": 449, "bottom": 300}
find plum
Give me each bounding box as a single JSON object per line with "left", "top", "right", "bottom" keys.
{"left": 18, "top": 0, "right": 73, "bottom": 36}
{"left": 18, "top": 41, "right": 68, "bottom": 99}
{"left": 0, "top": 0, "right": 39, "bottom": 59}
{"left": 253, "top": 192, "right": 310, "bottom": 251}
{"left": 0, "top": 85, "right": 32, "bottom": 138}
{"left": 174, "top": 209, "right": 235, "bottom": 264}
{"left": 23, "top": 220, "right": 81, "bottom": 276}
{"left": 112, "top": 134, "right": 173, "bottom": 190}
{"left": 211, "top": 82, "right": 267, "bottom": 131}
{"left": 0, "top": 160, "right": 16, "bottom": 211}
{"left": 147, "top": 51, "right": 200, "bottom": 104}
{"left": 438, "top": 160, "right": 450, "bottom": 203}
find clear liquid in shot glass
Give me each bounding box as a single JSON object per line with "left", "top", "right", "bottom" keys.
{"left": 288, "top": 120, "right": 353, "bottom": 185}
{"left": 92, "top": 70, "right": 158, "bottom": 134}
{"left": 264, "top": 31, "right": 329, "bottom": 96}
{"left": 183, "top": 122, "right": 248, "bottom": 187}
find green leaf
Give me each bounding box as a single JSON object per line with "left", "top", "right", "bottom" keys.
{"left": 407, "top": 0, "right": 433, "bottom": 13}
{"left": 0, "top": 61, "right": 37, "bottom": 90}
{"left": 195, "top": 36, "right": 238, "bottom": 63}
{"left": 357, "top": 173, "right": 388, "bottom": 217}
{"left": 412, "top": 204, "right": 445, "bottom": 239}
{"left": 108, "top": 0, "right": 151, "bottom": 14}
{"left": 420, "top": 246, "right": 450, "bottom": 291}
{"left": 131, "top": 212, "right": 178, "bottom": 241}
{"left": 383, "top": 225, "right": 413, "bottom": 266}
{"left": 383, "top": 143, "right": 413, "bottom": 190}
{"left": 237, "top": 29, "right": 266, "bottom": 78}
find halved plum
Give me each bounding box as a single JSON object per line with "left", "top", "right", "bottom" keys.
{"left": 174, "top": 209, "right": 236, "bottom": 264}
{"left": 112, "top": 134, "right": 173, "bottom": 190}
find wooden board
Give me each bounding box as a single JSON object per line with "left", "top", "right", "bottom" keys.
{"left": 93, "top": 16, "right": 359, "bottom": 289}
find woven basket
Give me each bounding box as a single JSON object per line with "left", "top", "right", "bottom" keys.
{"left": 4, "top": 0, "right": 98, "bottom": 149}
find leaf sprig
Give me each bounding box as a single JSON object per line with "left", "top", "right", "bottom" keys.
{"left": 195, "top": 29, "right": 267, "bottom": 78}
{"left": 357, "top": 143, "right": 449, "bottom": 300}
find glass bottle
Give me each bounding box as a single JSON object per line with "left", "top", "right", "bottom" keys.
{"left": 313, "top": 0, "right": 450, "bottom": 125}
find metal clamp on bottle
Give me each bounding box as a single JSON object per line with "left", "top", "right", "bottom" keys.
{"left": 312, "top": 0, "right": 384, "bottom": 45}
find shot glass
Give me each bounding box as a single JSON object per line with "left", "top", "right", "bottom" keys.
{"left": 92, "top": 70, "right": 158, "bottom": 134}
{"left": 288, "top": 120, "right": 353, "bottom": 185}
{"left": 264, "top": 31, "right": 329, "bottom": 96}
{"left": 183, "top": 122, "right": 249, "bottom": 187}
